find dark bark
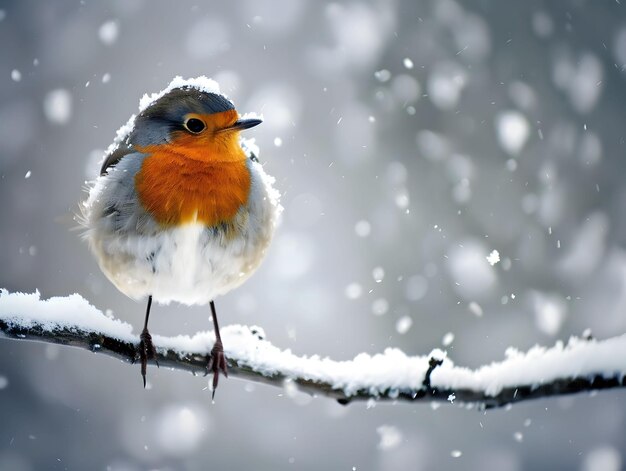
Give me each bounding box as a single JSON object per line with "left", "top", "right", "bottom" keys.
{"left": 1, "top": 318, "right": 624, "bottom": 409}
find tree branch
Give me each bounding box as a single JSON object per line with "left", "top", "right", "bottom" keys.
{"left": 1, "top": 290, "right": 626, "bottom": 409}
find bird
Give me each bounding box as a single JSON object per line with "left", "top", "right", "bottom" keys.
{"left": 80, "top": 76, "right": 281, "bottom": 397}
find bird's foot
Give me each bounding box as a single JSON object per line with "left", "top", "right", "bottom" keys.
{"left": 138, "top": 328, "right": 159, "bottom": 388}
{"left": 206, "top": 339, "right": 228, "bottom": 399}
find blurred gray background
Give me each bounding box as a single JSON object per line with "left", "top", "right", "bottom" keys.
{"left": 1, "top": 0, "right": 626, "bottom": 470}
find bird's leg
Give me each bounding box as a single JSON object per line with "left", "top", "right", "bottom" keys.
{"left": 206, "top": 300, "right": 228, "bottom": 399}
{"left": 138, "top": 295, "right": 159, "bottom": 387}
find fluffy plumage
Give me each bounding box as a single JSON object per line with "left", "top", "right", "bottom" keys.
{"left": 81, "top": 77, "right": 281, "bottom": 306}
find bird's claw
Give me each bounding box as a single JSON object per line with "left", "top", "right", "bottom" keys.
{"left": 138, "top": 328, "right": 159, "bottom": 388}
{"left": 205, "top": 340, "right": 228, "bottom": 399}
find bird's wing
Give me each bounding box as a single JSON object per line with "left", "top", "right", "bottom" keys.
{"left": 100, "top": 143, "right": 135, "bottom": 176}
{"left": 87, "top": 150, "right": 160, "bottom": 236}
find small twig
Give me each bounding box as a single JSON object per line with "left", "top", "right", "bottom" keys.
{"left": 423, "top": 357, "right": 444, "bottom": 390}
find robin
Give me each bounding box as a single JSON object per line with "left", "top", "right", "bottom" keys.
{"left": 81, "top": 76, "right": 281, "bottom": 397}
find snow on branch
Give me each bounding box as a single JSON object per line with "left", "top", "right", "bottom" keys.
{"left": 1, "top": 290, "right": 625, "bottom": 409}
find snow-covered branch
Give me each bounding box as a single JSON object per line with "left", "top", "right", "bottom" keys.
{"left": 1, "top": 290, "right": 625, "bottom": 409}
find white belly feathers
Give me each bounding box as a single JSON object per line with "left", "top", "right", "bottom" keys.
{"left": 102, "top": 221, "right": 262, "bottom": 305}
{"left": 83, "top": 156, "right": 281, "bottom": 306}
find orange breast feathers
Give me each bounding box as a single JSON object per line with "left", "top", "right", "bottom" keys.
{"left": 134, "top": 117, "right": 251, "bottom": 227}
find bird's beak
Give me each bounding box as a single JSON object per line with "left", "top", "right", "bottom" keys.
{"left": 222, "top": 117, "right": 262, "bottom": 132}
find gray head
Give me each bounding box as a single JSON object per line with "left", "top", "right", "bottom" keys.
{"left": 100, "top": 84, "right": 262, "bottom": 175}
{"left": 128, "top": 87, "right": 261, "bottom": 148}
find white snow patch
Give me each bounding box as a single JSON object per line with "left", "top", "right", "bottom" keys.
{"left": 451, "top": 450, "right": 462, "bottom": 458}
{"left": 0, "top": 293, "right": 433, "bottom": 397}
{"left": 138, "top": 76, "right": 222, "bottom": 113}
{"left": 0, "top": 290, "right": 134, "bottom": 342}
{"left": 442, "top": 332, "right": 455, "bottom": 347}
{"left": 3, "top": 290, "right": 626, "bottom": 400}
{"left": 0, "top": 290, "right": 438, "bottom": 394}
{"left": 432, "top": 334, "right": 626, "bottom": 396}
{"left": 11, "top": 69, "right": 21, "bottom": 82}
{"left": 403, "top": 57, "right": 414, "bottom": 70}
{"left": 0, "top": 375, "right": 7, "bottom": 389}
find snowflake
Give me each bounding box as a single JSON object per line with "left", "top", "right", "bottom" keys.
{"left": 486, "top": 249, "right": 500, "bottom": 266}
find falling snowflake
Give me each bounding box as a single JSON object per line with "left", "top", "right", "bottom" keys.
{"left": 376, "top": 425, "right": 403, "bottom": 450}
{"left": 486, "top": 249, "right": 500, "bottom": 266}
{"left": 442, "top": 332, "right": 455, "bottom": 346}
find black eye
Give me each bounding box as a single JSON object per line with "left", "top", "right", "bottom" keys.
{"left": 184, "top": 118, "right": 206, "bottom": 134}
